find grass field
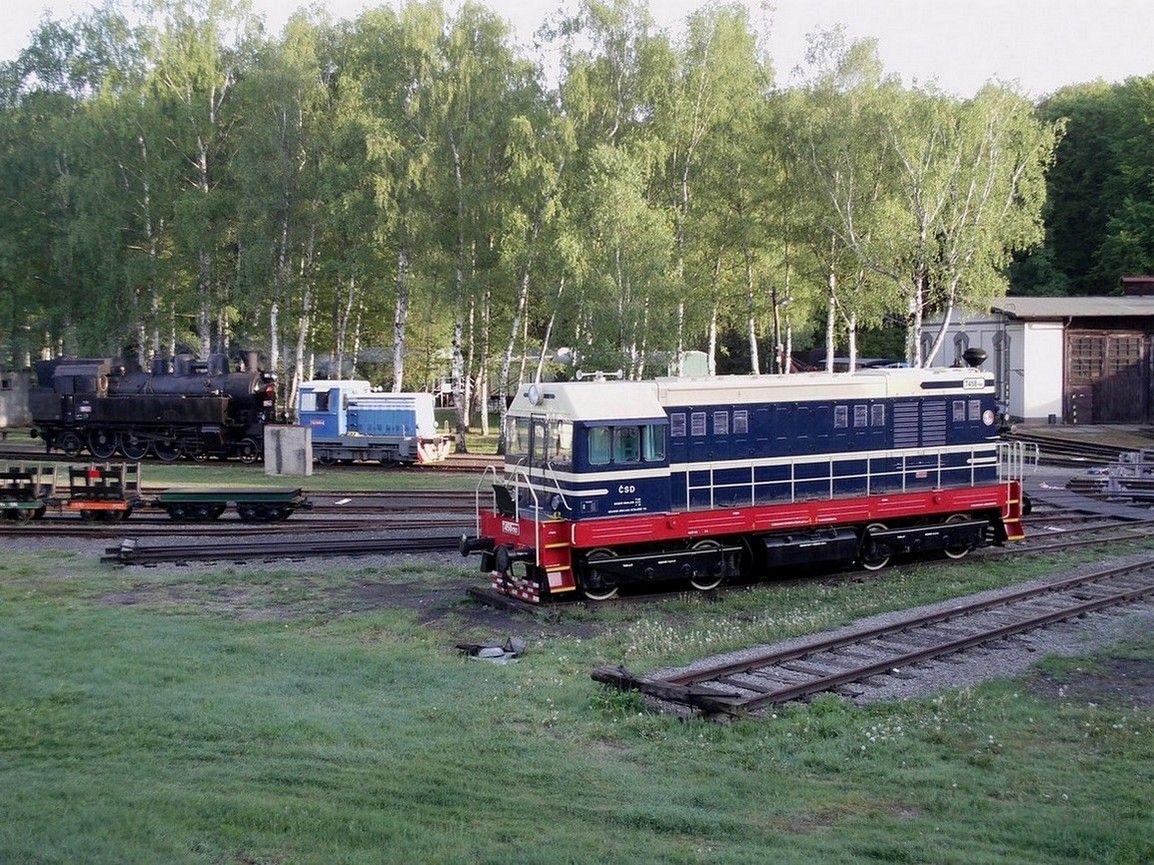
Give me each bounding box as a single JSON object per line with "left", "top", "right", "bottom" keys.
{"left": 1, "top": 543, "right": 1152, "bottom": 864}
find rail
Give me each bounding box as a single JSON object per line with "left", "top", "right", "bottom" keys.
{"left": 683, "top": 444, "right": 1004, "bottom": 510}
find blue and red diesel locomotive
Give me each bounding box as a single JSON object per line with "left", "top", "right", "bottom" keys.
{"left": 461, "top": 355, "right": 1030, "bottom": 602}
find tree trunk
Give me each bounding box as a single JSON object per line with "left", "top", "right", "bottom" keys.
{"left": 392, "top": 240, "right": 410, "bottom": 392}
{"left": 825, "top": 265, "right": 837, "bottom": 374}
{"left": 745, "top": 251, "right": 760, "bottom": 375}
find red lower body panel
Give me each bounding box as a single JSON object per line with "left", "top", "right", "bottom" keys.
{"left": 478, "top": 481, "right": 1024, "bottom": 602}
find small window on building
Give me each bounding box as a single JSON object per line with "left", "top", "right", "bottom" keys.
{"left": 871, "top": 404, "right": 885, "bottom": 426}
{"left": 713, "top": 411, "right": 729, "bottom": 436}
{"left": 953, "top": 400, "right": 966, "bottom": 422}
{"left": 643, "top": 425, "right": 665, "bottom": 462}
{"left": 968, "top": 399, "right": 981, "bottom": 422}
{"left": 953, "top": 332, "right": 970, "bottom": 365}
{"left": 834, "top": 406, "right": 848, "bottom": 429}
{"left": 588, "top": 427, "right": 611, "bottom": 465}
{"left": 614, "top": 427, "right": 641, "bottom": 464}
{"left": 853, "top": 405, "right": 868, "bottom": 427}
{"left": 690, "top": 411, "right": 707, "bottom": 436}
{"left": 732, "top": 410, "right": 749, "bottom": 435}
{"left": 670, "top": 412, "right": 686, "bottom": 438}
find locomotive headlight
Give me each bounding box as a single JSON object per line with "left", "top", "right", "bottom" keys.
{"left": 527, "top": 383, "right": 542, "bottom": 406}
{"left": 982, "top": 410, "right": 995, "bottom": 426}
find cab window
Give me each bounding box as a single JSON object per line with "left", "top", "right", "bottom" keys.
{"left": 588, "top": 427, "right": 611, "bottom": 465}
{"left": 506, "top": 417, "right": 531, "bottom": 458}
{"left": 550, "top": 420, "right": 573, "bottom": 464}
{"left": 643, "top": 425, "right": 665, "bottom": 461}
{"left": 614, "top": 427, "right": 641, "bottom": 464}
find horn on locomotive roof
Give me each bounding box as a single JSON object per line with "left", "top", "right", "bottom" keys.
{"left": 574, "top": 369, "right": 624, "bottom": 382}
{"left": 962, "top": 348, "right": 988, "bottom": 368}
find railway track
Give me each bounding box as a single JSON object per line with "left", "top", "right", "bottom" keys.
{"left": 593, "top": 554, "right": 1154, "bottom": 716}
{"left": 101, "top": 529, "right": 467, "bottom": 564}
{"left": 0, "top": 514, "right": 470, "bottom": 540}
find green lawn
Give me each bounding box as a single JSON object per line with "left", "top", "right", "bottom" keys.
{"left": 1, "top": 545, "right": 1151, "bottom": 864}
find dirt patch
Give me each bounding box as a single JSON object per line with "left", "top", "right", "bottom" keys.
{"left": 1028, "top": 658, "right": 1154, "bottom": 708}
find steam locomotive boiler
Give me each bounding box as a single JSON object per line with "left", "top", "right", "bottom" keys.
{"left": 28, "top": 352, "right": 276, "bottom": 462}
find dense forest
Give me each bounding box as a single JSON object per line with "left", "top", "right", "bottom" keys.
{"left": 0, "top": 0, "right": 1150, "bottom": 444}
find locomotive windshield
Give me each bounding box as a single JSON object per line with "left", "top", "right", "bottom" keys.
{"left": 505, "top": 415, "right": 573, "bottom": 465}
{"left": 589, "top": 424, "right": 666, "bottom": 466}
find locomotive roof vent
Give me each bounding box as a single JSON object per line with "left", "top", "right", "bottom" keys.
{"left": 962, "top": 348, "right": 987, "bottom": 368}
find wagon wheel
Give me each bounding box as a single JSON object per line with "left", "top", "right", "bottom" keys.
{"left": 58, "top": 431, "right": 83, "bottom": 457}
{"left": 88, "top": 430, "right": 119, "bottom": 460}
{"left": 119, "top": 435, "right": 149, "bottom": 461}
{"left": 13, "top": 507, "right": 38, "bottom": 525}
{"left": 166, "top": 505, "right": 188, "bottom": 521}
{"left": 688, "top": 539, "right": 726, "bottom": 592}
{"left": 859, "top": 522, "right": 891, "bottom": 571}
{"left": 79, "top": 509, "right": 98, "bottom": 522}
{"left": 236, "top": 438, "right": 260, "bottom": 464}
{"left": 942, "top": 513, "right": 974, "bottom": 560}
{"left": 153, "top": 440, "right": 182, "bottom": 463}
{"left": 237, "top": 504, "right": 257, "bottom": 522}
{"left": 581, "top": 548, "right": 619, "bottom": 601}
{"left": 102, "top": 509, "right": 128, "bottom": 523}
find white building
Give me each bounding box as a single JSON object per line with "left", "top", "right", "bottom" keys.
{"left": 928, "top": 297, "right": 1154, "bottom": 424}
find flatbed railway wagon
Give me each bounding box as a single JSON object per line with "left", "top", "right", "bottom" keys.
{"left": 0, "top": 464, "right": 54, "bottom": 522}
{"left": 153, "top": 488, "right": 309, "bottom": 522}
{"left": 461, "top": 358, "right": 1032, "bottom": 602}
{"left": 0, "top": 460, "right": 309, "bottom": 523}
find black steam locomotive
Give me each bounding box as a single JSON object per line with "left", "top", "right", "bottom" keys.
{"left": 28, "top": 352, "right": 276, "bottom": 462}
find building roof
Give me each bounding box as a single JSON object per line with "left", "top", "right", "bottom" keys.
{"left": 992, "top": 296, "right": 1154, "bottom": 320}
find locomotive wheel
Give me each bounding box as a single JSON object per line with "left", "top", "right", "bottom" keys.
{"left": 88, "top": 430, "right": 119, "bottom": 459}
{"left": 120, "top": 436, "right": 149, "bottom": 460}
{"left": 237, "top": 438, "right": 260, "bottom": 465}
{"left": 689, "top": 539, "right": 726, "bottom": 592}
{"left": 58, "top": 431, "right": 83, "bottom": 457}
{"left": 581, "top": 548, "right": 619, "bottom": 601}
{"left": 859, "top": 522, "right": 891, "bottom": 571}
{"left": 316, "top": 453, "right": 337, "bottom": 467}
{"left": 153, "top": 441, "right": 182, "bottom": 463}
{"left": 942, "top": 513, "right": 973, "bottom": 559}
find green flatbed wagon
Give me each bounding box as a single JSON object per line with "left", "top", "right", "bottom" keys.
{"left": 0, "top": 466, "right": 53, "bottom": 522}
{"left": 153, "top": 488, "right": 310, "bottom": 522}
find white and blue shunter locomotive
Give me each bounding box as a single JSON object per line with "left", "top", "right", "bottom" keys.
{"left": 461, "top": 354, "right": 1031, "bottom": 602}
{"left": 297, "top": 380, "right": 451, "bottom": 465}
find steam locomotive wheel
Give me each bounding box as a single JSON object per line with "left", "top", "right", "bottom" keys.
{"left": 237, "top": 438, "right": 259, "bottom": 464}
{"left": 88, "top": 430, "right": 118, "bottom": 459}
{"left": 581, "top": 548, "right": 619, "bottom": 601}
{"left": 942, "top": 513, "right": 973, "bottom": 559}
{"left": 153, "top": 441, "right": 182, "bottom": 463}
{"left": 58, "top": 431, "right": 83, "bottom": 457}
{"left": 688, "top": 539, "right": 726, "bottom": 592}
{"left": 120, "top": 436, "right": 149, "bottom": 460}
{"left": 859, "top": 522, "right": 891, "bottom": 571}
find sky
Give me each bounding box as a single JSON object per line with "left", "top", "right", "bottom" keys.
{"left": 4, "top": 0, "right": 1154, "bottom": 98}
